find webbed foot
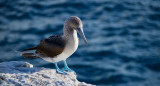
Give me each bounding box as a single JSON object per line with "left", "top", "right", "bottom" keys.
{"left": 54, "top": 62, "right": 67, "bottom": 75}
{"left": 56, "top": 68, "right": 67, "bottom": 75}
{"left": 62, "top": 60, "right": 76, "bottom": 74}
{"left": 62, "top": 67, "right": 73, "bottom": 72}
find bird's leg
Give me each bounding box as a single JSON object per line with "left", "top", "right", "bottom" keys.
{"left": 62, "top": 60, "right": 74, "bottom": 72}
{"left": 54, "top": 62, "right": 67, "bottom": 74}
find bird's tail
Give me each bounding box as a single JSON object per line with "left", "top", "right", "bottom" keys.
{"left": 21, "top": 52, "right": 39, "bottom": 59}
{"left": 21, "top": 46, "right": 37, "bottom": 52}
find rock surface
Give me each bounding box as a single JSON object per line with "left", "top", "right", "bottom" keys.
{"left": 0, "top": 61, "right": 94, "bottom": 86}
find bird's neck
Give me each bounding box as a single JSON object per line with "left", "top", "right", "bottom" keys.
{"left": 63, "top": 27, "right": 78, "bottom": 41}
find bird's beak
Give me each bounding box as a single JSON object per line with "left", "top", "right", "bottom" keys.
{"left": 76, "top": 28, "right": 88, "bottom": 45}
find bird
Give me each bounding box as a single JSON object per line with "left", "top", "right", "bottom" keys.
{"left": 20, "top": 16, "right": 88, "bottom": 74}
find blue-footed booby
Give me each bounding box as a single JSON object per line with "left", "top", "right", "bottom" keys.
{"left": 21, "top": 16, "right": 88, "bottom": 74}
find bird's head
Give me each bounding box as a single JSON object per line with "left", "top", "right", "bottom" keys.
{"left": 64, "top": 16, "right": 88, "bottom": 45}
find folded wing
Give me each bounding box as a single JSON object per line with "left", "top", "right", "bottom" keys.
{"left": 36, "top": 35, "right": 66, "bottom": 57}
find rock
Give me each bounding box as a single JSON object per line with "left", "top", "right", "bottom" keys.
{"left": 0, "top": 61, "right": 95, "bottom": 86}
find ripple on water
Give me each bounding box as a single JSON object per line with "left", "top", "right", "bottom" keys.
{"left": 0, "top": 0, "right": 160, "bottom": 85}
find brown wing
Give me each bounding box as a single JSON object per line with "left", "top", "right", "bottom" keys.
{"left": 36, "top": 35, "right": 66, "bottom": 57}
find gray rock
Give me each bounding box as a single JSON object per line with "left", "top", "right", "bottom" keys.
{"left": 0, "top": 61, "right": 95, "bottom": 86}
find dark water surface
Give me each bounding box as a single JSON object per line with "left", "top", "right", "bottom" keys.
{"left": 0, "top": 0, "right": 160, "bottom": 85}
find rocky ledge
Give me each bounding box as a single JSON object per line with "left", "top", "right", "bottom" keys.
{"left": 0, "top": 61, "right": 94, "bottom": 86}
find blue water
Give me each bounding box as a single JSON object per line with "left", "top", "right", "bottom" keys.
{"left": 0, "top": 0, "right": 160, "bottom": 85}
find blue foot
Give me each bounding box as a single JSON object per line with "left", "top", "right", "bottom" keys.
{"left": 56, "top": 68, "right": 67, "bottom": 74}
{"left": 62, "top": 67, "right": 76, "bottom": 75}
{"left": 62, "top": 60, "right": 76, "bottom": 74}
{"left": 54, "top": 62, "right": 67, "bottom": 75}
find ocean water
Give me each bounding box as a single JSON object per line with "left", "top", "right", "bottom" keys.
{"left": 0, "top": 0, "right": 160, "bottom": 85}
